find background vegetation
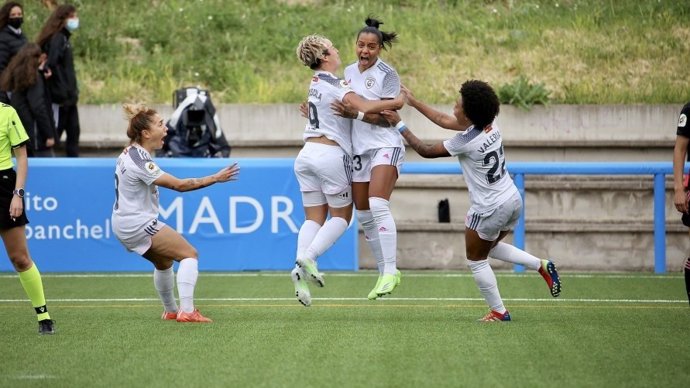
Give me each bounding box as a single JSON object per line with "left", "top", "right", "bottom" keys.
{"left": 22, "top": 0, "right": 690, "bottom": 105}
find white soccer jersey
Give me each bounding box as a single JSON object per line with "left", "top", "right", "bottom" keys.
{"left": 443, "top": 124, "right": 518, "bottom": 213}
{"left": 304, "top": 71, "right": 354, "bottom": 155}
{"left": 111, "top": 144, "right": 165, "bottom": 238}
{"left": 344, "top": 58, "right": 403, "bottom": 154}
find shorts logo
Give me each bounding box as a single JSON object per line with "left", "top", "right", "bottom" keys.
{"left": 145, "top": 161, "right": 160, "bottom": 174}
{"left": 679, "top": 113, "right": 687, "bottom": 128}
{"left": 365, "top": 77, "right": 376, "bottom": 89}
{"left": 383, "top": 153, "right": 390, "bottom": 159}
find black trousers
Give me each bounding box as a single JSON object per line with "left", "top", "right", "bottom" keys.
{"left": 57, "top": 104, "right": 80, "bottom": 157}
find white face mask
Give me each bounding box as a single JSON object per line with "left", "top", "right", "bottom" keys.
{"left": 66, "top": 18, "right": 79, "bottom": 32}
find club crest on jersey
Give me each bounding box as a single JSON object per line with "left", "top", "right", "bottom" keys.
{"left": 312, "top": 75, "right": 319, "bottom": 82}
{"left": 365, "top": 76, "right": 376, "bottom": 89}
{"left": 339, "top": 79, "right": 349, "bottom": 88}
{"left": 145, "top": 161, "right": 160, "bottom": 174}
{"left": 679, "top": 113, "right": 687, "bottom": 128}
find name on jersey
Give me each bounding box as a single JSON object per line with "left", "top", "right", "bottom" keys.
{"left": 477, "top": 131, "right": 501, "bottom": 153}
{"left": 308, "top": 87, "right": 322, "bottom": 102}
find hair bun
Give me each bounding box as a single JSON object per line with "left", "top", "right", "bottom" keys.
{"left": 365, "top": 16, "right": 382, "bottom": 29}
{"left": 122, "top": 103, "right": 148, "bottom": 120}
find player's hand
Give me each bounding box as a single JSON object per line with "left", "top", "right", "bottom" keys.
{"left": 380, "top": 109, "right": 401, "bottom": 126}
{"left": 674, "top": 188, "right": 689, "bottom": 214}
{"left": 400, "top": 84, "right": 416, "bottom": 106}
{"left": 299, "top": 101, "right": 308, "bottom": 118}
{"left": 391, "top": 94, "right": 405, "bottom": 110}
{"left": 216, "top": 162, "right": 240, "bottom": 183}
{"left": 331, "top": 100, "right": 357, "bottom": 119}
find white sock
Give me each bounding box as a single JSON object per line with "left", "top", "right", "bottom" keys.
{"left": 358, "top": 209, "right": 384, "bottom": 274}
{"left": 304, "top": 217, "right": 349, "bottom": 261}
{"left": 370, "top": 197, "right": 397, "bottom": 275}
{"left": 467, "top": 259, "right": 506, "bottom": 313}
{"left": 297, "top": 220, "right": 321, "bottom": 259}
{"left": 153, "top": 267, "right": 178, "bottom": 313}
{"left": 177, "top": 258, "right": 199, "bottom": 313}
{"left": 489, "top": 242, "right": 541, "bottom": 270}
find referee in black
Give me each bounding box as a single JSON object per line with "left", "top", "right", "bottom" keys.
{"left": 0, "top": 103, "right": 54, "bottom": 333}
{"left": 672, "top": 102, "right": 690, "bottom": 306}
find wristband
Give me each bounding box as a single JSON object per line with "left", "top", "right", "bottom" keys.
{"left": 395, "top": 121, "right": 408, "bottom": 133}
{"left": 356, "top": 111, "right": 364, "bottom": 121}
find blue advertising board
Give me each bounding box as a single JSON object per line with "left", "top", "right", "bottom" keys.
{"left": 0, "top": 158, "right": 358, "bottom": 272}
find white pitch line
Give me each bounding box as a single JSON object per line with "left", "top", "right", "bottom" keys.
{"left": 0, "top": 297, "right": 686, "bottom": 303}
{"left": 0, "top": 273, "right": 683, "bottom": 279}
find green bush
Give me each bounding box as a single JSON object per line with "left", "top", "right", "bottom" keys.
{"left": 497, "top": 76, "right": 550, "bottom": 110}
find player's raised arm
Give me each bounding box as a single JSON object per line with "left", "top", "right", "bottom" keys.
{"left": 402, "top": 84, "right": 467, "bottom": 131}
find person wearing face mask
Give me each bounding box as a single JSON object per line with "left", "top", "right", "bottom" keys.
{"left": 36, "top": 4, "right": 80, "bottom": 157}
{"left": 0, "top": 2, "right": 28, "bottom": 104}
{"left": 0, "top": 43, "right": 56, "bottom": 156}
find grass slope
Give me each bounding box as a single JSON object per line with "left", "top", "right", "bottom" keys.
{"left": 19, "top": 0, "right": 690, "bottom": 104}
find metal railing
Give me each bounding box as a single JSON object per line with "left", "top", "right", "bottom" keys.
{"left": 402, "top": 161, "right": 685, "bottom": 274}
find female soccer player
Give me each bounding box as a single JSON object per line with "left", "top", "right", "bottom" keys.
{"left": 292, "top": 34, "right": 402, "bottom": 306}
{"left": 381, "top": 80, "right": 562, "bottom": 321}
{"left": 0, "top": 103, "right": 54, "bottom": 334}
{"left": 112, "top": 103, "right": 240, "bottom": 322}
{"left": 342, "top": 17, "right": 404, "bottom": 299}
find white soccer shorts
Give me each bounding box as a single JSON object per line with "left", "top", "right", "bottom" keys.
{"left": 352, "top": 147, "right": 405, "bottom": 183}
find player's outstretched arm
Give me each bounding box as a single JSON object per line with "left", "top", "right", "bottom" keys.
{"left": 381, "top": 110, "right": 450, "bottom": 159}
{"left": 402, "top": 84, "right": 466, "bottom": 131}
{"left": 154, "top": 162, "right": 240, "bottom": 192}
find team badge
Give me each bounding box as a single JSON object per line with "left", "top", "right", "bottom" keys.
{"left": 365, "top": 76, "right": 376, "bottom": 89}
{"left": 312, "top": 76, "right": 319, "bottom": 82}
{"left": 145, "top": 161, "right": 160, "bottom": 174}
{"left": 339, "top": 79, "right": 349, "bottom": 88}
{"left": 679, "top": 113, "right": 687, "bottom": 128}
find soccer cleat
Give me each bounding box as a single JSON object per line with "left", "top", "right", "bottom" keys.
{"left": 478, "top": 310, "right": 512, "bottom": 322}
{"left": 538, "top": 259, "right": 562, "bottom": 297}
{"left": 367, "top": 275, "right": 382, "bottom": 300}
{"left": 38, "top": 319, "right": 55, "bottom": 335}
{"left": 161, "top": 311, "right": 178, "bottom": 320}
{"left": 290, "top": 267, "right": 312, "bottom": 307}
{"left": 374, "top": 273, "right": 399, "bottom": 297}
{"left": 295, "top": 257, "right": 324, "bottom": 287}
{"left": 368, "top": 270, "right": 402, "bottom": 300}
{"left": 176, "top": 309, "right": 212, "bottom": 323}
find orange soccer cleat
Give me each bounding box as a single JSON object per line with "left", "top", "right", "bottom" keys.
{"left": 161, "top": 311, "right": 178, "bottom": 320}
{"left": 176, "top": 309, "right": 213, "bottom": 323}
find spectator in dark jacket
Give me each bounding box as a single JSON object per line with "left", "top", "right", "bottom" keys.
{"left": 0, "top": 2, "right": 28, "bottom": 104}
{"left": 0, "top": 43, "right": 55, "bottom": 157}
{"left": 36, "top": 4, "right": 79, "bottom": 157}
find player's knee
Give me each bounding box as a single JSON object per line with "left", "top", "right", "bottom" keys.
{"left": 369, "top": 197, "right": 391, "bottom": 220}
{"left": 10, "top": 254, "right": 32, "bottom": 272}
{"left": 183, "top": 247, "right": 198, "bottom": 260}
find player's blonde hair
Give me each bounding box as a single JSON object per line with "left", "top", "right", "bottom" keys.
{"left": 296, "top": 34, "right": 330, "bottom": 70}
{"left": 122, "top": 103, "right": 158, "bottom": 144}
